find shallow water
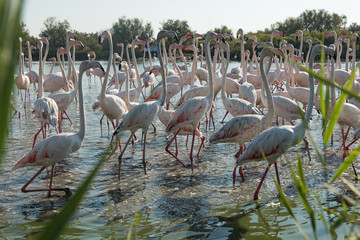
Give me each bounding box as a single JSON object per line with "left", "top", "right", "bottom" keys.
{"left": 1, "top": 60, "right": 359, "bottom": 239}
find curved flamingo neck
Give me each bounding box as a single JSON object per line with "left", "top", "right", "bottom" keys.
{"left": 178, "top": 48, "right": 188, "bottom": 87}
{"left": 260, "top": 50, "right": 275, "bottom": 127}
{"left": 26, "top": 41, "right": 33, "bottom": 70}
{"left": 123, "top": 63, "right": 131, "bottom": 105}
{"left": 100, "top": 32, "right": 113, "bottom": 100}
{"left": 305, "top": 42, "right": 312, "bottom": 68}
{"left": 57, "top": 50, "right": 69, "bottom": 90}
{"left": 131, "top": 44, "right": 142, "bottom": 93}
{"left": 157, "top": 37, "right": 167, "bottom": 107}
{"left": 240, "top": 32, "right": 247, "bottom": 81}
{"left": 190, "top": 46, "right": 197, "bottom": 85}
{"left": 38, "top": 43, "right": 44, "bottom": 98}
{"left": 112, "top": 54, "right": 119, "bottom": 90}
{"left": 147, "top": 40, "right": 153, "bottom": 69}
{"left": 76, "top": 65, "right": 86, "bottom": 141}
{"left": 169, "top": 48, "right": 184, "bottom": 86}
{"left": 205, "top": 36, "right": 214, "bottom": 103}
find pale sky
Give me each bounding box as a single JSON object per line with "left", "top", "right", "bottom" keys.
{"left": 22, "top": 0, "right": 360, "bottom": 38}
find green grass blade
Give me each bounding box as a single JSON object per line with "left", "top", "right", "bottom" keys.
{"left": 36, "top": 143, "right": 112, "bottom": 240}
{"left": 0, "top": 0, "right": 22, "bottom": 166}
{"left": 330, "top": 144, "right": 360, "bottom": 183}
{"left": 323, "top": 69, "right": 356, "bottom": 145}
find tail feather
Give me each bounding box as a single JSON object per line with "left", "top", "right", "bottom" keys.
{"left": 11, "top": 150, "right": 38, "bottom": 171}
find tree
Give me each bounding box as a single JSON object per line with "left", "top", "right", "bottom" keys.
{"left": 39, "top": 17, "right": 70, "bottom": 59}
{"left": 111, "top": 16, "right": 153, "bottom": 45}
{"left": 213, "top": 25, "right": 233, "bottom": 36}
{"left": 160, "top": 19, "right": 194, "bottom": 38}
{"left": 348, "top": 22, "right": 360, "bottom": 32}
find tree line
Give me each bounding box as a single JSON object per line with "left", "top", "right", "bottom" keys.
{"left": 19, "top": 9, "right": 360, "bottom": 63}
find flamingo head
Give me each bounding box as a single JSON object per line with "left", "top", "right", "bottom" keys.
{"left": 224, "top": 33, "right": 233, "bottom": 41}
{"left": 47, "top": 57, "right": 56, "bottom": 61}
{"left": 70, "top": 40, "right": 84, "bottom": 48}
{"left": 67, "top": 31, "right": 76, "bottom": 40}
{"left": 305, "top": 39, "right": 312, "bottom": 45}
{"left": 195, "top": 33, "right": 204, "bottom": 39}
{"left": 295, "top": 30, "right": 303, "bottom": 40}
{"left": 353, "top": 33, "right": 359, "bottom": 41}
{"left": 57, "top": 47, "right": 67, "bottom": 55}
{"left": 132, "top": 39, "right": 146, "bottom": 47}
{"left": 339, "top": 35, "right": 348, "bottom": 40}
{"left": 116, "top": 42, "right": 124, "bottom": 48}
{"left": 325, "top": 31, "right": 335, "bottom": 39}
{"left": 98, "top": 30, "right": 110, "bottom": 44}
{"left": 184, "top": 44, "right": 195, "bottom": 51}
{"left": 30, "top": 44, "right": 36, "bottom": 50}
{"left": 236, "top": 28, "right": 243, "bottom": 39}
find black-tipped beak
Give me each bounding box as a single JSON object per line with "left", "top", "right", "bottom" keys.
{"left": 296, "top": 36, "right": 299, "bottom": 41}
{"left": 118, "top": 62, "right": 122, "bottom": 71}
{"left": 100, "top": 65, "right": 105, "bottom": 73}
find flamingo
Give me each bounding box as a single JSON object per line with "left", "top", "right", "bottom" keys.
{"left": 115, "top": 39, "right": 145, "bottom": 102}
{"left": 47, "top": 57, "right": 56, "bottom": 74}
{"left": 304, "top": 39, "right": 312, "bottom": 69}
{"left": 98, "top": 30, "right": 128, "bottom": 136}
{"left": 283, "top": 44, "right": 310, "bottom": 109}
{"left": 14, "top": 37, "right": 30, "bottom": 113}
{"left": 112, "top": 30, "right": 179, "bottom": 178}
{"left": 235, "top": 44, "right": 334, "bottom": 200}
{"left": 25, "top": 40, "right": 39, "bottom": 88}
{"left": 32, "top": 39, "right": 59, "bottom": 148}
{"left": 210, "top": 44, "right": 281, "bottom": 183}
{"left": 165, "top": 32, "right": 223, "bottom": 171}
{"left": 237, "top": 28, "right": 257, "bottom": 106}
{"left": 11, "top": 60, "right": 105, "bottom": 197}
{"left": 217, "top": 42, "right": 260, "bottom": 123}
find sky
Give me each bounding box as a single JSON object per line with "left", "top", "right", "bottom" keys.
{"left": 22, "top": 0, "right": 360, "bottom": 38}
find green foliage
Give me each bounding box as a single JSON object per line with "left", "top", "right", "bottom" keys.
{"left": 0, "top": 0, "right": 22, "bottom": 165}
{"left": 213, "top": 25, "right": 233, "bottom": 36}
{"left": 39, "top": 17, "right": 70, "bottom": 59}
{"left": 272, "top": 9, "right": 347, "bottom": 35}
{"left": 160, "top": 19, "right": 194, "bottom": 38}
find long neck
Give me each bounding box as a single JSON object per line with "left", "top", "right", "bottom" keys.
{"left": 241, "top": 34, "right": 247, "bottom": 81}
{"left": 212, "top": 46, "right": 219, "bottom": 77}
{"left": 19, "top": 40, "right": 23, "bottom": 75}
{"left": 205, "top": 38, "right": 214, "bottom": 102}
{"left": 260, "top": 53, "right": 274, "bottom": 128}
{"left": 42, "top": 41, "right": 49, "bottom": 67}
{"left": 112, "top": 56, "right": 119, "bottom": 90}
{"left": 120, "top": 46, "right": 124, "bottom": 59}
{"left": 345, "top": 41, "right": 350, "bottom": 71}
{"left": 298, "top": 33, "right": 303, "bottom": 59}
{"left": 352, "top": 38, "right": 356, "bottom": 72}
{"left": 158, "top": 38, "right": 167, "bottom": 106}
{"left": 38, "top": 44, "right": 44, "bottom": 98}
{"left": 294, "top": 45, "right": 316, "bottom": 142}
{"left": 58, "top": 52, "right": 68, "bottom": 90}
{"left": 126, "top": 45, "right": 131, "bottom": 71}
{"left": 147, "top": 41, "right": 153, "bottom": 69}
{"left": 200, "top": 45, "right": 203, "bottom": 68}
{"left": 27, "top": 42, "right": 33, "bottom": 70}
{"left": 178, "top": 48, "right": 188, "bottom": 87}
{"left": 124, "top": 64, "right": 130, "bottom": 105}
{"left": 77, "top": 67, "right": 86, "bottom": 141}
{"left": 131, "top": 44, "right": 142, "bottom": 92}
{"left": 191, "top": 49, "right": 197, "bottom": 85}
{"left": 66, "top": 36, "right": 72, "bottom": 85}
{"left": 170, "top": 49, "right": 184, "bottom": 86}
{"left": 100, "top": 35, "right": 113, "bottom": 99}
{"left": 142, "top": 46, "right": 147, "bottom": 69}
{"left": 305, "top": 43, "right": 312, "bottom": 68}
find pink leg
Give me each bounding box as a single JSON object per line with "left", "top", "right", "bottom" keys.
{"left": 186, "top": 135, "right": 189, "bottom": 150}
{"left": 100, "top": 114, "right": 105, "bottom": 137}
{"left": 117, "top": 133, "right": 134, "bottom": 180}
{"left": 196, "top": 136, "right": 205, "bottom": 156}
{"left": 63, "top": 109, "right": 73, "bottom": 124}
{"left": 151, "top": 123, "right": 156, "bottom": 133}
{"left": 142, "top": 131, "right": 147, "bottom": 175}
{"left": 165, "top": 129, "right": 187, "bottom": 168}
{"left": 189, "top": 129, "right": 196, "bottom": 171}
{"left": 33, "top": 124, "right": 45, "bottom": 148}
{"left": 21, "top": 166, "right": 70, "bottom": 196}
{"left": 175, "top": 135, "right": 178, "bottom": 156}
{"left": 253, "top": 164, "right": 271, "bottom": 200}
{"left": 221, "top": 111, "right": 229, "bottom": 123}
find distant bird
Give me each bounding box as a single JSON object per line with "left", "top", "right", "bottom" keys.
{"left": 11, "top": 60, "right": 105, "bottom": 197}
{"left": 112, "top": 30, "right": 179, "bottom": 179}
{"left": 235, "top": 44, "right": 334, "bottom": 200}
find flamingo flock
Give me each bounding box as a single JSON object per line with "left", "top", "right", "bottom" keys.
{"left": 10, "top": 28, "right": 359, "bottom": 200}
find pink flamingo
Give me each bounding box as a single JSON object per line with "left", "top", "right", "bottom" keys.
{"left": 112, "top": 30, "right": 179, "bottom": 179}
{"left": 32, "top": 39, "right": 59, "bottom": 148}
{"left": 165, "top": 32, "right": 223, "bottom": 171}
{"left": 15, "top": 37, "right": 30, "bottom": 114}
{"left": 210, "top": 43, "right": 281, "bottom": 183}
{"left": 11, "top": 60, "right": 105, "bottom": 197}
{"left": 235, "top": 44, "right": 334, "bottom": 200}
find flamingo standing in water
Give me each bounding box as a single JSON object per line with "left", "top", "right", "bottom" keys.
{"left": 32, "top": 39, "right": 59, "bottom": 148}
{"left": 112, "top": 30, "right": 179, "bottom": 179}
{"left": 210, "top": 43, "right": 282, "bottom": 183}
{"left": 165, "top": 32, "right": 223, "bottom": 171}
{"left": 15, "top": 37, "right": 30, "bottom": 114}
{"left": 11, "top": 61, "right": 105, "bottom": 197}
{"left": 98, "top": 30, "right": 128, "bottom": 136}
{"left": 235, "top": 44, "right": 334, "bottom": 200}
{"left": 25, "top": 40, "right": 39, "bottom": 89}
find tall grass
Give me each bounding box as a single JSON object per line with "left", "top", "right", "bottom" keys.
{"left": 0, "top": 0, "right": 22, "bottom": 166}
{"left": 275, "top": 55, "right": 360, "bottom": 239}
